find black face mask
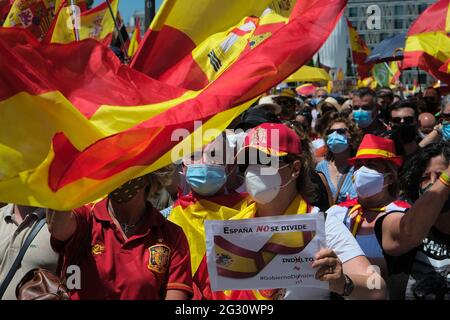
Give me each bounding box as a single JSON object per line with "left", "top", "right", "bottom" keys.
{"left": 392, "top": 123, "right": 417, "bottom": 144}
{"left": 423, "top": 97, "right": 439, "bottom": 114}
{"left": 109, "top": 176, "right": 148, "bottom": 204}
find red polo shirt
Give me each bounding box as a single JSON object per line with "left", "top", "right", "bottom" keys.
{"left": 51, "top": 199, "right": 193, "bottom": 300}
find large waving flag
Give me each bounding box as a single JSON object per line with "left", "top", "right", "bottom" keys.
{"left": 132, "top": 0, "right": 336, "bottom": 91}
{"left": 347, "top": 17, "right": 372, "bottom": 78}
{"left": 48, "top": 0, "right": 117, "bottom": 44}
{"left": 402, "top": 0, "right": 450, "bottom": 84}
{"left": 0, "top": 0, "right": 13, "bottom": 24}
{"left": 440, "top": 58, "right": 450, "bottom": 74}
{"left": 3, "top": 0, "right": 56, "bottom": 40}
{"left": 0, "top": 0, "right": 347, "bottom": 210}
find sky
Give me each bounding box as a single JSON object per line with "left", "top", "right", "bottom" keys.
{"left": 93, "top": 0, "right": 163, "bottom": 25}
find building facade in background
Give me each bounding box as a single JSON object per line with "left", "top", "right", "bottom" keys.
{"left": 346, "top": 0, "right": 436, "bottom": 87}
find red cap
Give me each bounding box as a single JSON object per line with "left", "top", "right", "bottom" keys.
{"left": 242, "top": 123, "right": 301, "bottom": 156}
{"left": 347, "top": 134, "right": 402, "bottom": 167}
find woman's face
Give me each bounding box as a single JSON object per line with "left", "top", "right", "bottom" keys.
{"left": 328, "top": 122, "right": 351, "bottom": 141}
{"left": 420, "top": 155, "right": 448, "bottom": 190}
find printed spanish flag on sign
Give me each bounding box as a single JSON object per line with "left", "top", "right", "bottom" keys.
{"left": 0, "top": 0, "right": 347, "bottom": 210}
{"left": 402, "top": 0, "right": 450, "bottom": 84}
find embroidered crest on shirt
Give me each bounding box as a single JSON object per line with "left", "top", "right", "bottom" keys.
{"left": 148, "top": 244, "right": 171, "bottom": 274}
{"left": 91, "top": 242, "right": 105, "bottom": 255}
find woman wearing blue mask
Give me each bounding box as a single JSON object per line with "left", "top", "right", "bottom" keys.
{"left": 326, "top": 134, "right": 410, "bottom": 280}
{"left": 316, "top": 116, "right": 362, "bottom": 205}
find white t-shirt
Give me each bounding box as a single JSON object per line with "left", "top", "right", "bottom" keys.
{"left": 285, "top": 213, "right": 365, "bottom": 300}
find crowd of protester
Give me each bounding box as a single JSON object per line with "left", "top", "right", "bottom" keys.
{"left": 1, "top": 85, "right": 450, "bottom": 300}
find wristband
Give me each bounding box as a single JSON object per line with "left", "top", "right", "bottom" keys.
{"left": 439, "top": 172, "right": 450, "bottom": 188}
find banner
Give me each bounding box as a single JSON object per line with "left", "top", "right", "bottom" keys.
{"left": 205, "top": 213, "right": 327, "bottom": 292}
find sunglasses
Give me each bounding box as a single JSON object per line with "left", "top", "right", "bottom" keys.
{"left": 391, "top": 116, "right": 415, "bottom": 125}
{"left": 327, "top": 128, "right": 348, "bottom": 135}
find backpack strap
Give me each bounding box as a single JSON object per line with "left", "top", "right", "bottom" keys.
{"left": 0, "top": 210, "right": 46, "bottom": 299}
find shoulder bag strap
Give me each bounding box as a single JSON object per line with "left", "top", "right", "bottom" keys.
{"left": 333, "top": 173, "right": 347, "bottom": 205}
{"left": 0, "top": 210, "right": 46, "bottom": 299}
{"left": 316, "top": 171, "right": 333, "bottom": 208}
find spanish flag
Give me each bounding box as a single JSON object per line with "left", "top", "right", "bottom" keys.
{"left": 346, "top": 17, "right": 372, "bottom": 78}
{"left": 132, "top": 0, "right": 347, "bottom": 91}
{"left": 0, "top": 0, "right": 13, "bottom": 24}
{"left": 0, "top": 0, "right": 346, "bottom": 210}
{"left": 402, "top": 0, "right": 450, "bottom": 84}
{"left": 53, "top": 0, "right": 87, "bottom": 14}
{"left": 389, "top": 61, "right": 401, "bottom": 86}
{"left": 127, "top": 17, "right": 141, "bottom": 58}
{"left": 48, "top": 0, "right": 118, "bottom": 44}
{"left": 440, "top": 59, "right": 450, "bottom": 74}
{"left": 3, "top": 0, "right": 55, "bottom": 40}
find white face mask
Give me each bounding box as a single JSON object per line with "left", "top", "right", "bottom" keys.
{"left": 244, "top": 164, "right": 293, "bottom": 204}
{"left": 353, "top": 166, "right": 389, "bottom": 198}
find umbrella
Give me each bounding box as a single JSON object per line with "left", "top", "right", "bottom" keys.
{"left": 284, "top": 65, "right": 331, "bottom": 82}
{"left": 365, "top": 33, "right": 406, "bottom": 64}
{"left": 296, "top": 83, "right": 317, "bottom": 96}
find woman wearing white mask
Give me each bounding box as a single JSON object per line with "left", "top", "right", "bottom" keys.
{"left": 316, "top": 116, "right": 362, "bottom": 204}
{"left": 326, "top": 134, "right": 410, "bottom": 279}
{"left": 230, "top": 123, "right": 386, "bottom": 300}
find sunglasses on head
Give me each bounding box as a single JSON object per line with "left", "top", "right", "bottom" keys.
{"left": 391, "top": 116, "right": 415, "bottom": 125}
{"left": 327, "top": 128, "right": 348, "bottom": 135}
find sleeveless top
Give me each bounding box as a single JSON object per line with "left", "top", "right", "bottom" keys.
{"left": 327, "top": 200, "right": 410, "bottom": 259}
{"left": 375, "top": 212, "right": 450, "bottom": 300}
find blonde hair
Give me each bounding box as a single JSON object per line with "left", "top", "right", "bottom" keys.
{"left": 147, "top": 164, "right": 176, "bottom": 198}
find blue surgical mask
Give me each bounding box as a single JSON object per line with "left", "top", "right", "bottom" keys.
{"left": 311, "top": 97, "right": 323, "bottom": 107}
{"left": 353, "top": 109, "right": 373, "bottom": 128}
{"left": 443, "top": 122, "right": 450, "bottom": 141}
{"left": 326, "top": 132, "right": 349, "bottom": 154}
{"left": 186, "top": 164, "right": 227, "bottom": 196}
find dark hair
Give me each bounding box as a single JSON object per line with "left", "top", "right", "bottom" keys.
{"left": 295, "top": 110, "right": 313, "bottom": 126}
{"left": 314, "top": 111, "right": 341, "bottom": 137}
{"left": 353, "top": 87, "right": 377, "bottom": 100}
{"left": 400, "top": 141, "right": 450, "bottom": 202}
{"left": 389, "top": 99, "right": 419, "bottom": 121}
{"left": 377, "top": 87, "right": 394, "bottom": 100}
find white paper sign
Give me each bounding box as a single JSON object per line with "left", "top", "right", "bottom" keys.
{"left": 205, "top": 212, "right": 328, "bottom": 292}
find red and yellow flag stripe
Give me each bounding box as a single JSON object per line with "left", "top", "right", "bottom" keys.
{"left": 402, "top": 0, "right": 450, "bottom": 84}
{"left": 0, "top": 0, "right": 347, "bottom": 210}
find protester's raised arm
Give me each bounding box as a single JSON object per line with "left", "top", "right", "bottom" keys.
{"left": 46, "top": 209, "right": 77, "bottom": 242}
{"left": 418, "top": 124, "right": 442, "bottom": 148}
{"left": 381, "top": 165, "right": 450, "bottom": 256}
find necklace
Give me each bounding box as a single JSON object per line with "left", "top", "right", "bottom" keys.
{"left": 108, "top": 201, "right": 147, "bottom": 235}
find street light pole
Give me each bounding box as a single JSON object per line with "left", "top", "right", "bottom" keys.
{"left": 144, "top": 0, "right": 156, "bottom": 32}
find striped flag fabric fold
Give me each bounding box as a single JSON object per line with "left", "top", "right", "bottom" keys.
{"left": 0, "top": 0, "right": 347, "bottom": 210}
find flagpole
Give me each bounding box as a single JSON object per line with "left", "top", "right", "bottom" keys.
{"left": 105, "top": 0, "right": 130, "bottom": 63}
{"left": 416, "top": 67, "right": 422, "bottom": 94}
{"left": 69, "top": 0, "right": 80, "bottom": 41}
